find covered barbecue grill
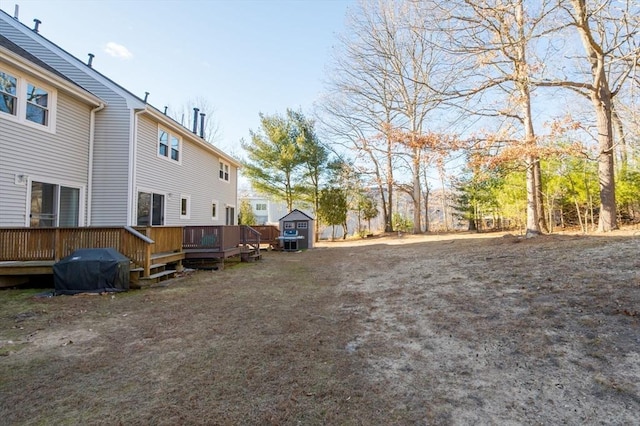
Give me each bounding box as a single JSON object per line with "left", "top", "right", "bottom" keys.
{"left": 53, "top": 248, "right": 130, "bottom": 295}
{"left": 278, "top": 229, "right": 305, "bottom": 251}
{"left": 278, "top": 209, "right": 314, "bottom": 250}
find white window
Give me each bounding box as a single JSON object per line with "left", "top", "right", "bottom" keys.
{"left": 0, "top": 67, "right": 56, "bottom": 131}
{"left": 0, "top": 70, "right": 17, "bottom": 116}
{"left": 26, "top": 83, "right": 49, "bottom": 125}
{"left": 211, "top": 200, "right": 219, "bottom": 220}
{"left": 297, "top": 222, "right": 308, "bottom": 229}
{"left": 225, "top": 205, "right": 235, "bottom": 225}
{"left": 137, "top": 191, "right": 165, "bottom": 226}
{"left": 180, "top": 195, "right": 190, "bottom": 219}
{"left": 256, "top": 203, "right": 267, "bottom": 211}
{"left": 158, "top": 127, "right": 181, "bottom": 163}
{"left": 28, "top": 180, "right": 82, "bottom": 227}
{"left": 219, "top": 161, "right": 230, "bottom": 182}
{"left": 284, "top": 222, "right": 295, "bottom": 229}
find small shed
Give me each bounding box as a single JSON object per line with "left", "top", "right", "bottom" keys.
{"left": 54, "top": 248, "right": 130, "bottom": 295}
{"left": 278, "top": 209, "right": 314, "bottom": 250}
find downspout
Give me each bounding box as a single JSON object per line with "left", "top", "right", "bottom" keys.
{"left": 87, "top": 103, "right": 105, "bottom": 226}
{"left": 128, "top": 108, "right": 146, "bottom": 226}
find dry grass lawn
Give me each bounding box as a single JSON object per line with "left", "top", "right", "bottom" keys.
{"left": 1, "top": 230, "right": 639, "bottom": 424}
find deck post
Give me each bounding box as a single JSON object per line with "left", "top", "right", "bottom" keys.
{"left": 144, "top": 244, "right": 152, "bottom": 277}
{"left": 54, "top": 228, "right": 61, "bottom": 261}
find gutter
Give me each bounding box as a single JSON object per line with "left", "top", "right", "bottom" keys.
{"left": 127, "top": 108, "right": 146, "bottom": 226}
{"left": 86, "top": 102, "right": 105, "bottom": 225}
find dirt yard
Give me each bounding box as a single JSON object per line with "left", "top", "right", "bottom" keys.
{"left": 1, "top": 230, "right": 639, "bottom": 424}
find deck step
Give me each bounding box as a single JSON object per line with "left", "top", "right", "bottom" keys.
{"left": 132, "top": 269, "right": 177, "bottom": 288}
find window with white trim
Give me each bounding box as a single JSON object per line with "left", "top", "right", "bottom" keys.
{"left": 219, "top": 161, "right": 230, "bottom": 182}
{"left": 297, "top": 222, "right": 308, "bottom": 229}
{"left": 180, "top": 195, "right": 190, "bottom": 219}
{"left": 0, "top": 70, "right": 17, "bottom": 116}
{"left": 158, "top": 127, "right": 181, "bottom": 162}
{"left": 225, "top": 205, "right": 235, "bottom": 225}
{"left": 211, "top": 200, "right": 219, "bottom": 220}
{"left": 284, "top": 222, "right": 295, "bottom": 229}
{"left": 0, "top": 67, "right": 56, "bottom": 131}
{"left": 255, "top": 203, "right": 267, "bottom": 211}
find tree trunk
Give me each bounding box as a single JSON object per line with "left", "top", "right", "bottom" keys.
{"left": 534, "top": 159, "right": 548, "bottom": 233}
{"left": 571, "top": 0, "right": 617, "bottom": 232}
{"left": 412, "top": 147, "right": 422, "bottom": 234}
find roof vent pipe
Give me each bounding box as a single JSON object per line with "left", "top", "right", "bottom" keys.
{"left": 33, "top": 18, "right": 41, "bottom": 33}
{"left": 143, "top": 92, "right": 149, "bottom": 103}
{"left": 163, "top": 106, "right": 168, "bottom": 115}
{"left": 192, "top": 107, "right": 199, "bottom": 134}
{"left": 87, "top": 53, "right": 94, "bottom": 67}
{"left": 13, "top": 5, "right": 19, "bottom": 20}
{"left": 200, "top": 113, "right": 206, "bottom": 139}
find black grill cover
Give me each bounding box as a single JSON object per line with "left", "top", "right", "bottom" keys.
{"left": 54, "top": 248, "right": 130, "bottom": 295}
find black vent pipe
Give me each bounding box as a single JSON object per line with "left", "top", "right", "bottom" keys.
{"left": 33, "top": 19, "right": 41, "bottom": 33}
{"left": 200, "top": 113, "right": 205, "bottom": 138}
{"left": 192, "top": 108, "right": 199, "bottom": 134}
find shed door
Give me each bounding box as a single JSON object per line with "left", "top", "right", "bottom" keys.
{"left": 296, "top": 221, "right": 309, "bottom": 249}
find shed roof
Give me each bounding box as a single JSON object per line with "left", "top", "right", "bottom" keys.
{"left": 279, "top": 209, "right": 315, "bottom": 222}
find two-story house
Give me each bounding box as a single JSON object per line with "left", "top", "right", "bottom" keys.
{"left": 0, "top": 10, "right": 240, "bottom": 229}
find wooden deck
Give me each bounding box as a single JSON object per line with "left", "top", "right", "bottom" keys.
{"left": 0, "top": 225, "right": 268, "bottom": 287}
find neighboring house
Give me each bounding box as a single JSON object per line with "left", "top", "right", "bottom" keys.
{"left": 0, "top": 10, "right": 240, "bottom": 228}
{"left": 239, "top": 195, "right": 288, "bottom": 226}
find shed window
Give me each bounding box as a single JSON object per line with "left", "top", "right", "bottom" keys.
{"left": 297, "top": 222, "right": 308, "bottom": 229}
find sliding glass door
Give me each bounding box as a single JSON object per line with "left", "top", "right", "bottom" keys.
{"left": 137, "top": 191, "right": 165, "bottom": 226}
{"left": 30, "top": 181, "right": 80, "bottom": 227}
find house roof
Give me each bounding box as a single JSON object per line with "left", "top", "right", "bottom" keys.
{"left": 0, "top": 35, "right": 103, "bottom": 107}
{"left": 1, "top": 34, "right": 71, "bottom": 82}
{"left": 279, "top": 209, "right": 315, "bottom": 222}
{"left": 0, "top": 10, "right": 240, "bottom": 167}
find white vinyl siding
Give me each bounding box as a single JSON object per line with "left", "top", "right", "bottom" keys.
{"left": 0, "top": 20, "right": 132, "bottom": 226}
{"left": 0, "top": 89, "right": 91, "bottom": 226}
{"left": 135, "top": 115, "right": 237, "bottom": 225}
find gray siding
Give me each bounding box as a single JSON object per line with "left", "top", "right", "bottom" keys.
{"left": 135, "top": 115, "right": 238, "bottom": 225}
{"left": 0, "top": 90, "right": 92, "bottom": 226}
{"left": 90, "top": 99, "right": 130, "bottom": 226}
{"left": 1, "top": 17, "right": 132, "bottom": 226}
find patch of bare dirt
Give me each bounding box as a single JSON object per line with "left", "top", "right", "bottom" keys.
{"left": 1, "top": 230, "right": 639, "bottom": 424}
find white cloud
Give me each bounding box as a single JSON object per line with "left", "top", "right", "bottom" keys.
{"left": 104, "top": 42, "right": 133, "bottom": 59}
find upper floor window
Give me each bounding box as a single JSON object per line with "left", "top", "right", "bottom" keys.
{"left": 219, "top": 161, "right": 230, "bottom": 182}
{"left": 26, "top": 83, "right": 49, "bottom": 125}
{"left": 0, "top": 71, "right": 17, "bottom": 116}
{"left": 256, "top": 203, "right": 267, "bottom": 211}
{"left": 0, "top": 67, "right": 55, "bottom": 131}
{"left": 158, "top": 128, "right": 181, "bottom": 163}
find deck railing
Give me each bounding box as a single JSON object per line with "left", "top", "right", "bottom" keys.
{"left": 0, "top": 227, "right": 153, "bottom": 271}
{"left": 241, "top": 226, "right": 262, "bottom": 253}
{"left": 182, "top": 225, "right": 244, "bottom": 251}
{"left": 1, "top": 225, "right": 261, "bottom": 277}
{"left": 251, "top": 225, "right": 280, "bottom": 247}
{"left": 133, "top": 226, "right": 183, "bottom": 255}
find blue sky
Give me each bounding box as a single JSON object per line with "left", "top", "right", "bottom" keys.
{"left": 0, "top": 0, "right": 353, "bottom": 155}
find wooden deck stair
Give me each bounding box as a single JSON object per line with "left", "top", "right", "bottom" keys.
{"left": 130, "top": 262, "right": 177, "bottom": 288}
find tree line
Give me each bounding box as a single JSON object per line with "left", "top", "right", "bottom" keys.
{"left": 241, "top": 0, "right": 639, "bottom": 237}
